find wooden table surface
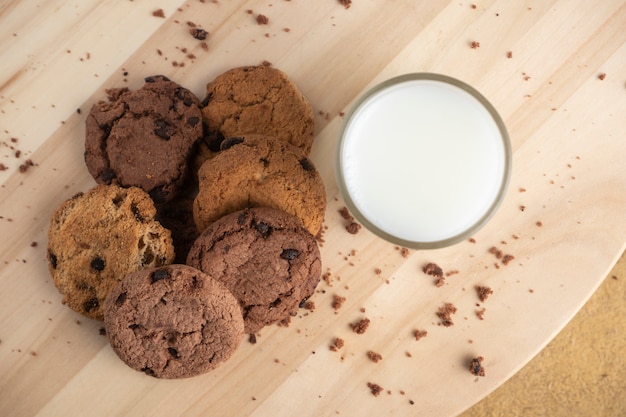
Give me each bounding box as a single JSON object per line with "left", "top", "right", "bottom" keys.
{"left": 1, "top": 1, "right": 625, "bottom": 416}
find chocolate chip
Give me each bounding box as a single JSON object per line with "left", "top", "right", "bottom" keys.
{"left": 167, "top": 347, "right": 180, "bottom": 359}
{"left": 201, "top": 94, "right": 211, "bottom": 108}
{"left": 49, "top": 251, "right": 57, "bottom": 269}
{"left": 299, "top": 296, "right": 310, "bottom": 308}
{"left": 141, "top": 367, "right": 156, "bottom": 376}
{"left": 131, "top": 204, "right": 144, "bottom": 222}
{"left": 176, "top": 88, "right": 194, "bottom": 106}
{"left": 144, "top": 75, "right": 169, "bottom": 83}
{"left": 237, "top": 211, "right": 248, "bottom": 225}
{"left": 129, "top": 323, "right": 141, "bottom": 329}
{"left": 220, "top": 137, "right": 244, "bottom": 150}
{"left": 90, "top": 257, "right": 106, "bottom": 271}
{"left": 190, "top": 28, "right": 208, "bottom": 40}
{"left": 151, "top": 268, "right": 170, "bottom": 283}
{"left": 204, "top": 129, "right": 225, "bottom": 152}
{"left": 101, "top": 168, "right": 116, "bottom": 183}
{"left": 154, "top": 119, "right": 172, "bottom": 140}
{"left": 280, "top": 249, "right": 299, "bottom": 260}
{"left": 259, "top": 157, "right": 269, "bottom": 167}
{"left": 299, "top": 158, "right": 314, "bottom": 172}
{"left": 253, "top": 221, "right": 272, "bottom": 238}
{"left": 115, "top": 292, "right": 127, "bottom": 306}
{"left": 187, "top": 116, "right": 199, "bottom": 126}
{"left": 83, "top": 298, "right": 99, "bottom": 312}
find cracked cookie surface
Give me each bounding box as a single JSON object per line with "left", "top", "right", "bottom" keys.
{"left": 47, "top": 184, "right": 175, "bottom": 320}
{"left": 104, "top": 264, "right": 244, "bottom": 379}
{"left": 85, "top": 75, "right": 203, "bottom": 203}
{"left": 197, "top": 65, "right": 315, "bottom": 166}
{"left": 193, "top": 134, "right": 326, "bottom": 236}
{"left": 187, "top": 207, "right": 321, "bottom": 334}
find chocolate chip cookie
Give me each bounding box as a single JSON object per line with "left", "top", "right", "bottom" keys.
{"left": 193, "top": 134, "right": 326, "bottom": 236}
{"left": 197, "top": 65, "right": 315, "bottom": 164}
{"left": 85, "top": 75, "right": 203, "bottom": 203}
{"left": 47, "top": 184, "right": 175, "bottom": 320}
{"left": 103, "top": 264, "right": 244, "bottom": 378}
{"left": 187, "top": 207, "right": 322, "bottom": 334}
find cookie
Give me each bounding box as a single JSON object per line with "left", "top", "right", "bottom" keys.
{"left": 193, "top": 134, "right": 326, "bottom": 236}
{"left": 103, "top": 264, "right": 244, "bottom": 379}
{"left": 47, "top": 184, "right": 175, "bottom": 320}
{"left": 85, "top": 75, "right": 203, "bottom": 203}
{"left": 197, "top": 65, "right": 315, "bottom": 164}
{"left": 186, "top": 207, "right": 322, "bottom": 334}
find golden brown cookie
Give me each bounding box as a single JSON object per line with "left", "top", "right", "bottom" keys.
{"left": 47, "top": 184, "right": 175, "bottom": 320}
{"left": 103, "top": 264, "right": 244, "bottom": 379}
{"left": 187, "top": 207, "right": 322, "bottom": 334}
{"left": 197, "top": 65, "right": 315, "bottom": 166}
{"left": 192, "top": 135, "right": 326, "bottom": 236}
{"left": 85, "top": 75, "right": 203, "bottom": 203}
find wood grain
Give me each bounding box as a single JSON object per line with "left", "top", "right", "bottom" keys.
{"left": 0, "top": 1, "right": 625, "bottom": 416}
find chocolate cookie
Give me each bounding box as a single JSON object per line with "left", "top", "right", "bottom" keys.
{"left": 103, "top": 264, "right": 244, "bottom": 379}
{"left": 47, "top": 184, "right": 175, "bottom": 320}
{"left": 186, "top": 207, "right": 322, "bottom": 334}
{"left": 193, "top": 135, "right": 326, "bottom": 236}
{"left": 85, "top": 75, "right": 203, "bottom": 203}
{"left": 197, "top": 65, "right": 315, "bottom": 164}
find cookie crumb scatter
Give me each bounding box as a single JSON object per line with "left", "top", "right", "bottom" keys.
{"left": 414, "top": 329, "right": 428, "bottom": 341}
{"left": 469, "top": 356, "right": 485, "bottom": 376}
{"left": 488, "top": 246, "right": 503, "bottom": 259}
{"left": 367, "top": 382, "right": 383, "bottom": 396}
{"left": 475, "top": 285, "right": 493, "bottom": 302}
{"left": 339, "top": 0, "right": 352, "bottom": 9}
{"left": 152, "top": 8, "right": 165, "bottom": 18}
{"left": 367, "top": 351, "right": 383, "bottom": 363}
{"left": 471, "top": 41, "right": 480, "bottom": 49}
{"left": 256, "top": 14, "right": 269, "bottom": 24}
{"left": 329, "top": 337, "right": 344, "bottom": 351}
{"left": 19, "top": 159, "right": 35, "bottom": 173}
{"left": 350, "top": 317, "right": 370, "bottom": 334}
{"left": 598, "top": 73, "right": 606, "bottom": 80}
{"left": 436, "top": 302, "right": 457, "bottom": 327}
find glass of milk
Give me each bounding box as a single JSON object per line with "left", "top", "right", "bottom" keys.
{"left": 336, "top": 73, "right": 511, "bottom": 249}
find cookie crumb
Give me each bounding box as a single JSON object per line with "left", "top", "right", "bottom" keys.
{"left": 471, "top": 41, "right": 480, "bottom": 49}
{"left": 332, "top": 294, "right": 346, "bottom": 310}
{"left": 506, "top": 51, "right": 513, "bottom": 58}
{"left": 502, "top": 254, "right": 515, "bottom": 265}
{"left": 598, "top": 73, "right": 606, "bottom": 81}
{"left": 350, "top": 317, "right": 370, "bottom": 334}
{"left": 256, "top": 14, "right": 269, "bottom": 25}
{"left": 436, "top": 302, "right": 457, "bottom": 327}
{"left": 248, "top": 333, "right": 257, "bottom": 344}
{"left": 19, "top": 159, "right": 35, "bottom": 173}
{"left": 99, "top": 327, "right": 106, "bottom": 336}
{"left": 339, "top": 0, "right": 352, "bottom": 9}
{"left": 536, "top": 221, "right": 543, "bottom": 227}
{"left": 475, "top": 285, "right": 493, "bottom": 302}
{"left": 423, "top": 262, "right": 443, "bottom": 278}
{"left": 400, "top": 247, "right": 410, "bottom": 258}
{"left": 413, "top": 329, "right": 428, "bottom": 341}
{"left": 303, "top": 300, "right": 315, "bottom": 311}
{"left": 329, "top": 337, "right": 344, "bottom": 351}
{"left": 367, "top": 351, "right": 383, "bottom": 363}
{"left": 475, "top": 307, "right": 486, "bottom": 320}
{"left": 345, "top": 222, "right": 361, "bottom": 234}
{"left": 367, "top": 382, "right": 383, "bottom": 396}
{"left": 469, "top": 356, "right": 485, "bottom": 376}
{"left": 152, "top": 8, "right": 165, "bottom": 18}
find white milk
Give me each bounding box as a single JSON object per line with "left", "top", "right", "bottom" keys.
{"left": 338, "top": 76, "right": 509, "bottom": 246}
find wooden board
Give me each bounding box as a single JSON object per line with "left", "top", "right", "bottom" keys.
{"left": 1, "top": 1, "right": 625, "bottom": 416}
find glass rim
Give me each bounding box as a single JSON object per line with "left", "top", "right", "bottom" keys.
{"left": 335, "top": 72, "right": 512, "bottom": 249}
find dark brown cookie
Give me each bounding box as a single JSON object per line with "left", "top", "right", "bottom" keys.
{"left": 197, "top": 65, "right": 315, "bottom": 166}
{"left": 85, "top": 75, "right": 203, "bottom": 203}
{"left": 193, "top": 134, "right": 326, "bottom": 236}
{"left": 47, "top": 184, "right": 175, "bottom": 320}
{"left": 186, "top": 207, "right": 322, "bottom": 334}
{"left": 103, "top": 264, "right": 244, "bottom": 379}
